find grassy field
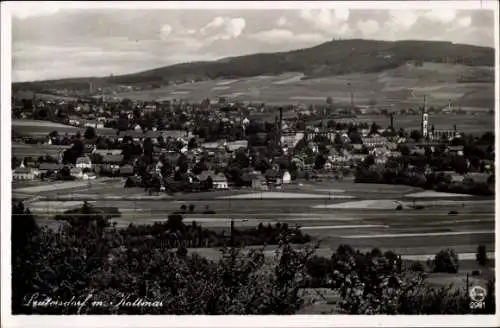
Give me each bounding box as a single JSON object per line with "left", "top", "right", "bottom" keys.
{"left": 30, "top": 179, "right": 494, "bottom": 257}
{"left": 113, "top": 63, "right": 494, "bottom": 110}
{"left": 12, "top": 119, "right": 115, "bottom": 137}
{"left": 12, "top": 142, "right": 71, "bottom": 158}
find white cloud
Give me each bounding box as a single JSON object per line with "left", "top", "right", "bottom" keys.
{"left": 299, "top": 9, "right": 351, "bottom": 36}
{"left": 187, "top": 29, "right": 196, "bottom": 35}
{"left": 201, "top": 16, "right": 246, "bottom": 41}
{"left": 457, "top": 16, "right": 472, "bottom": 28}
{"left": 160, "top": 24, "right": 173, "bottom": 39}
{"left": 276, "top": 16, "right": 287, "bottom": 27}
{"left": 386, "top": 10, "right": 418, "bottom": 30}
{"left": 424, "top": 9, "right": 456, "bottom": 24}
{"left": 249, "top": 29, "right": 329, "bottom": 44}
{"left": 357, "top": 19, "right": 380, "bottom": 36}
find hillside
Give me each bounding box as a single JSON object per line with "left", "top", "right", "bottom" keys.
{"left": 12, "top": 39, "right": 494, "bottom": 91}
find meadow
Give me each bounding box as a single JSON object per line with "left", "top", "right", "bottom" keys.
{"left": 113, "top": 63, "right": 494, "bottom": 110}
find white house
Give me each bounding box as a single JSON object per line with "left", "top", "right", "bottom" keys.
{"left": 12, "top": 167, "right": 39, "bottom": 181}
{"left": 282, "top": 171, "right": 291, "bottom": 184}
{"left": 213, "top": 173, "right": 229, "bottom": 189}
{"left": 76, "top": 156, "right": 92, "bottom": 169}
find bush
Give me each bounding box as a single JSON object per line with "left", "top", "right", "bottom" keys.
{"left": 448, "top": 210, "right": 458, "bottom": 215}
{"left": 431, "top": 249, "right": 459, "bottom": 273}
{"left": 188, "top": 204, "right": 195, "bottom": 214}
{"left": 395, "top": 204, "right": 403, "bottom": 211}
{"left": 476, "top": 245, "right": 488, "bottom": 266}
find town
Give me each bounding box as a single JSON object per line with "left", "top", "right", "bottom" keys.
{"left": 11, "top": 93, "right": 495, "bottom": 197}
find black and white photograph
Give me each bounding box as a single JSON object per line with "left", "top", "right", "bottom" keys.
{"left": 1, "top": 1, "right": 499, "bottom": 326}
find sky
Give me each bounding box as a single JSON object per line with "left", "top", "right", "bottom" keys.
{"left": 10, "top": 4, "right": 496, "bottom": 82}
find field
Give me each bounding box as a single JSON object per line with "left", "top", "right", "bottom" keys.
{"left": 113, "top": 63, "right": 494, "bottom": 110}
{"left": 12, "top": 142, "right": 71, "bottom": 158}
{"left": 12, "top": 119, "right": 115, "bottom": 137}
{"left": 28, "top": 180, "right": 495, "bottom": 258}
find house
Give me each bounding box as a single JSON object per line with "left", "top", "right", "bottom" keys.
{"left": 103, "top": 154, "right": 124, "bottom": 164}
{"left": 68, "top": 116, "right": 81, "bottom": 126}
{"left": 225, "top": 140, "right": 248, "bottom": 152}
{"left": 361, "top": 136, "right": 388, "bottom": 148}
{"left": 39, "top": 163, "right": 65, "bottom": 174}
{"left": 213, "top": 173, "right": 229, "bottom": 189}
{"left": 12, "top": 167, "right": 38, "bottom": 181}
{"left": 93, "top": 149, "right": 122, "bottom": 156}
{"left": 103, "top": 155, "right": 124, "bottom": 169}
{"left": 76, "top": 156, "right": 92, "bottom": 169}
{"left": 282, "top": 171, "right": 292, "bottom": 184}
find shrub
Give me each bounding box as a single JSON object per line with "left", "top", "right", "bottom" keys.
{"left": 395, "top": 204, "right": 403, "bottom": 211}
{"left": 188, "top": 204, "right": 195, "bottom": 214}
{"left": 448, "top": 210, "right": 458, "bottom": 215}
{"left": 476, "top": 245, "right": 488, "bottom": 266}
{"left": 432, "top": 249, "right": 459, "bottom": 273}
{"left": 471, "top": 270, "right": 481, "bottom": 277}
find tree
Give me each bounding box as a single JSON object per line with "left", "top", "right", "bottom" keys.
{"left": 84, "top": 127, "right": 96, "bottom": 140}
{"left": 430, "top": 249, "right": 459, "bottom": 273}
{"left": 326, "top": 96, "right": 333, "bottom": 106}
{"left": 410, "top": 130, "right": 422, "bottom": 142}
{"left": 476, "top": 245, "right": 488, "bottom": 266}
{"left": 205, "top": 176, "right": 214, "bottom": 190}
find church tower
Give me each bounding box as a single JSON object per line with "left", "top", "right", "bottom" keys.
{"left": 421, "top": 95, "right": 429, "bottom": 139}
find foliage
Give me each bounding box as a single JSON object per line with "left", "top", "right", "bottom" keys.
{"left": 429, "top": 249, "right": 460, "bottom": 273}
{"left": 84, "top": 127, "right": 96, "bottom": 140}
{"left": 476, "top": 245, "right": 488, "bottom": 266}
{"left": 12, "top": 203, "right": 313, "bottom": 314}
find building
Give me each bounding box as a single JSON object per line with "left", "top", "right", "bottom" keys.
{"left": 281, "top": 131, "right": 305, "bottom": 149}
{"left": 103, "top": 155, "right": 124, "bottom": 169}
{"left": 282, "top": 171, "right": 292, "bottom": 184}
{"left": 93, "top": 149, "right": 122, "bottom": 156}
{"left": 12, "top": 167, "right": 38, "bottom": 181}
{"left": 39, "top": 163, "right": 65, "bottom": 174}
{"left": 84, "top": 120, "right": 104, "bottom": 129}
{"left": 361, "top": 136, "right": 388, "bottom": 148}
{"left": 225, "top": 140, "right": 248, "bottom": 152}
{"left": 213, "top": 173, "right": 229, "bottom": 189}
{"left": 76, "top": 156, "right": 92, "bottom": 169}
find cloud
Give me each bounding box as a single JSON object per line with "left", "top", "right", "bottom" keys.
{"left": 457, "top": 16, "right": 472, "bottom": 28}
{"left": 276, "top": 16, "right": 287, "bottom": 27}
{"left": 386, "top": 10, "right": 419, "bottom": 30}
{"left": 424, "top": 9, "right": 456, "bottom": 24}
{"left": 201, "top": 16, "right": 246, "bottom": 41}
{"left": 249, "top": 29, "right": 329, "bottom": 44}
{"left": 299, "top": 9, "right": 351, "bottom": 36}
{"left": 160, "top": 24, "right": 173, "bottom": 39}
{"left": 357, "top": 19, "right": 380, "bottom": 36}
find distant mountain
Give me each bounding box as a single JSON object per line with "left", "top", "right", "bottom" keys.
{"left": 13, "top": 39, "right": 494, "bottom": 91}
